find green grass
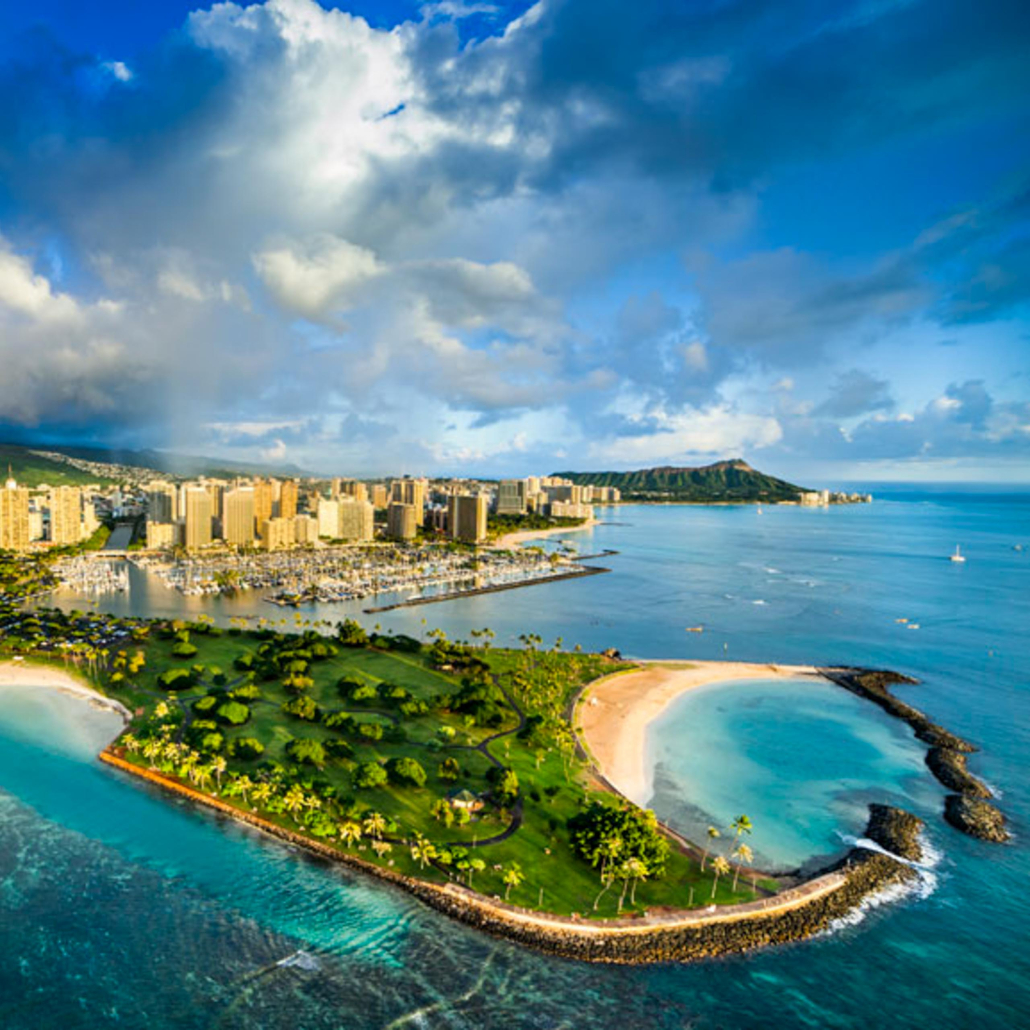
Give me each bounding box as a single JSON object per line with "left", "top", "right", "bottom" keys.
{"left": 81, "top": 628, "right": 776, "bottom": 918}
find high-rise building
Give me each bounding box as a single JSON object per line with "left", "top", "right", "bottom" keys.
{"left": 495, "top": 479, "right": 527, "bottom": 515}
{"left": 260, "top": 517, "right": 295, "bottom": 551}
{"left": 391, "top": 478, "right": 427, "bottom": 525}
{"left": 279, "top": 479, "right": 299, "bottom": 520}
{"left": 48, "top": 486, "right": 83, "bottom": 545}
{"left": 294, "top": 515, "right": 318, "bottom": 544}
{"left": 317, "top": 497, "right": 341, "bottom": 539}
{"left": 223, "top": 487, "right": 256, "bottom": 547}
{"left": 253, "top": 479, "right": 275, "bottom": 534}
{"left": 386, "top": 502, "right": 417, "bottom": 541}
{"left": 184, "top": 486, "right": 213, "bottom": 550}
{"left": 339, "top": 479, "right": 369, "bottom": 504}
{"left": 146, "top": 521, "right": 180, "bottom": 549}
{"left": 371, "top": 484, "right": 388, "bottom": 509}
{"left": 0, "top": 477, "right": 31, "bottom": 552}
{"left": 146, "top": 480, "right": 178, "bottom": 523}
{"left": 338, "top": 498, "right": 374, "bottom": 542}
{"left": 449, "top": 494, "right": 489, "bottom": 544}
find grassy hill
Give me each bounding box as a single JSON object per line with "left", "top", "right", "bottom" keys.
{"left": 0, "top": 444, "right": 115, "bottom": 488}
{"left": 553, "top": 460, "right": 807, "bottom": 503}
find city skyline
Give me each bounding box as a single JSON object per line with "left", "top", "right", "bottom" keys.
{"left": 0, "top": 0, "right": 1026, "bottom": 484}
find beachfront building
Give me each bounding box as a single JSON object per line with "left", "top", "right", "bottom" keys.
{"left": 184, "top": 486, "right": 214, "bottom": 550}
{"left": 260, "top": 516, "right": 296, "bottom": 551}
{"left": 223, "top": 487, "right": 256, "bottom": 547}
{"left": 449, "top": 493, "right": 489, "bottom": 544}
{"left": 0, "top": 477, "right": 31, "bottom": 551}
{"left": 338, "top": 498, "right": 375, "bottom": 542}
{"left": 391, "top": 477, "right": 427, "bottom": 526}
{"left": 48, "top": 486, "right": 84, "bottom": 545}
{"left": 549, "top": 500, "right": 594, "bottom": 520}
{"left": 294, "top": 514, "right": 318, "bottom": 544}
{"left": 387, "top": 502, "right": 417, "bottom": 541}
{"left": 146, "top": 520, "right": 179, "bottom": 550}
{"left": 495, "top": 479, "right": 528, "bottom": 515}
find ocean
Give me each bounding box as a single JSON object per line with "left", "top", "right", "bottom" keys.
{"left": 2, "top": 490, "right": 1029, "bottom": 1028}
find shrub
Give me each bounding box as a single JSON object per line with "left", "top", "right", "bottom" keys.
{"left": 286, "top": 737, "right": 327, "bottom": 767}
{"left": 324, "top": 711, "right": 355, "bottom": 732}
{"left": 281, "top": 695, "right": 319, "bottom": 721}
{"left": 386, "top": 756, "right": 427, "bottom": 788}
{"left": 357, "top": 721, "right": 383, "bottom": 741}
{"left": 353, "top": 761, "right": 388, "bottom": 789}
{"left": 192, "top": 695, "right": 218, "bottom": 714}
{"left": 157, "top": 668, "right": 193, "bottom": 691}
{"left": 230, "top": 683, "right": 262, "bottom": 701}
{"left": 324, "top": 738, "right": 354, "bottom": 760}
{"left": 172, "top": 642, "right": 198, "bottom": 658}
{"left": 337, "top": 619, "right": 368, "bottom": 647}
{"left": 228, "top": 737, "right": 265, "bottom": 760}
{"left": 233, "top": 654, "right": 255, "bottom": 671}
{"left": 215, "top": 701, "right": 251, "bottom": 726}
{"left": 350, "top": 682, "right": 378, "bottom": 701}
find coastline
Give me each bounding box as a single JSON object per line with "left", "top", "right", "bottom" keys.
{"left": 491, "top": 517, "right": 599, "bottom": 549}
{"left": 0, "top": 660, "right": 132, "bottom": 723}
{"left": 577, "top": 661, "right": 825, "bottom": 806}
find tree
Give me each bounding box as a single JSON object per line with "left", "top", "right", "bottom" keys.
{"left": 731, "top": 814, "right": 753, "bottom": 847}
{"left": 354, "top": 761, "right": 388, "bottom": 789}
{"left": 438, "top": 756, "right": 461, "bottom": 781}
{"left": 286, "top": 738, "right": 327, "bottom": 768}
{"left": 732, "top": 843, "right": 753, "bottom": 892}
{"left": 338, "top": 820, "right": 362, "bottom": 847}
{"left": 710, "top": 856, "right": 731, "bottom": 899}
{"left": 467, "top": 856, "right": 486, "bottom": 888}
{"left": 502, "top": 862, "right": 524, "bottom": 900}
{"left": 371, "top": 839, "right": 393, "bottom": 860}
{"left": 337, "top": 619, "right": 368, "bottom": 647}
{"left": 283, "top": 784, "right": 307, "bottom": 824}
{"left": 497, "top": 769, "right": 519, "bottom": 806}
{"left": 211, "top": 754, "right": 227, "bottom": 789}
{"left": 569, "top": 801, "right": 669, "bottom": 881}
{"left": 235, "top": 774, "right": 255, "bottom": 807}
{"left": 701, "top": 825, "right": 720, "bottom": 872}
{"left": 430, "top": 798, "right": 455, "bottom": 827}
{"left": 215, "top": 700, "right": 250, "bottom": 726}
{"left": 618, "top": 857, "right": 649, "bottom": 910}
{"left": 410, "top": 833, "right": 437, "bottom": 870}
{"left": 387, "top": 756, "right": 427, "bottom": 788}
{"left": 362, "top": 811, "right": 387, "bottom": 840}
{"left": 251, "top": 781, "right": 274, "bottom": 809}
{"left": 281, "top": 695, "right": 319, "bottom": 721}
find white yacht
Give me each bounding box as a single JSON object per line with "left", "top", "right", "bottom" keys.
{"left": 950, "top": 545, "right": 966, "bottom": 563}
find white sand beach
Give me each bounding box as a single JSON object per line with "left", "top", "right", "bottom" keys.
{"left": 578, "top": 661, "right": 826, "bottom": 806}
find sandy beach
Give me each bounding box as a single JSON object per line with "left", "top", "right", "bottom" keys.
{"left": 0, "top": 660, "right": 132, "bottom": 723}
{"left": 492, "top": 518, "right": 599, "bottom": 549}
{"left": 578, "top": 661, "right": 826, "bottom": 806}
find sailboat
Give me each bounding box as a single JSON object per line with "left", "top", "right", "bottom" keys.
{"left": 950, "top": 545, "right": 966, "bottom": 563}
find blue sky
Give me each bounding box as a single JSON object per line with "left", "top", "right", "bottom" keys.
{"left": 0, "top": 0, "right": 1027, "bottom": 481}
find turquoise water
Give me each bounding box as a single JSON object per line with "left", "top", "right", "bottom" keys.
{"left": 4, "top": 491, "right": 1030, "bottom": 1027}
{"left": 647, "top": 677, "right": 936, "bottom": 871}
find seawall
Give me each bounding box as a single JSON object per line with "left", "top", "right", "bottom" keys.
{"left": 98, "top": 751, "right": 923, "bottom": 965}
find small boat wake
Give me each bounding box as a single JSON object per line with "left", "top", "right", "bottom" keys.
{"left": 276, "top": 949, "right": 321, "bottom": 971}
{"left": 822, "top": 832, "right": 941, "bottom": 934}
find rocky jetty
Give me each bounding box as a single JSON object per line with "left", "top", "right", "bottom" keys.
{"left": 865, "top": 803, "right": 924, "bottom": 861}
{"left": 822, "top": 668, "right": 1006, "bottom": 843}
{"left": 926, "top": 747, "right": 992, "bottom": 798}
{"left": 944, "top": 796, "right": 1009, "bottom": 843}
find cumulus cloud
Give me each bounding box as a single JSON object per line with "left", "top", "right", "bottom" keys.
{"left": 0, "top": 0, "right": 1025, "bottom": 475}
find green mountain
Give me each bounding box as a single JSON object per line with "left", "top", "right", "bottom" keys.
{"left": 552, "top": 460, "right": 807, "bottom": 503}
{"left": 0, "top": 444, "right": 116, "bottom": 488}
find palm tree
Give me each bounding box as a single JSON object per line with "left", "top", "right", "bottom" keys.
{"left": 410, "top": 833, "right": 437, "bottom": 870}
{"left": 618, "top": 857, "right": 649, "bottom": 910}
{"left": 194, "top": 764, "right": 213, "bottom": 792}
{"left": 142, "top": 738, "right": 162, "bottom": 769}
{"left": 251, "top": 781, "right": 273, "bottom": 810}
{"left": 338, "top": 820, "right": 362, "bottom": 847}
{"left": 121, "top": 733, "right": 140, "bottom": 755}
{"left": 732, "top": 843, "right": 753, "bottom": 892}
{"left": 371, "top": 839, "right": 393, "bottom": 860}
{"left": 283, "top": 784, "right": 307, "bottom": 824}
{"left": 211, "top": 755, "right": 227, "bottom": 790}
{"left": 701, "top": 825, "right": 720, "bottom": 871}
{"left": 710, "top": 856, "right": 731, "bottom": 899}
{"left": 731, "top": 814, "right": 753, "bottom": 848}
{"left": 467, "top": 856, "right": 485, "bottom": 888}
{"left": 235, "top": 774, "right": 255, "bottom": 808}
{"left": 502, "top": 863, "right": 524, "bottom": 901}
{"left": 362, "top": 811, "right": 387, "bottom": 840}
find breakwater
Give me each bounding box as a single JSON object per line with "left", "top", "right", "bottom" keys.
{"left": 821, "top": 668, "right": 1008, "bottom": 842}
{"left": 362, "top": 566, "right": 609, "bottom": 614}
{"left": 98, "top": 751, "right": 923, "bottom": 965}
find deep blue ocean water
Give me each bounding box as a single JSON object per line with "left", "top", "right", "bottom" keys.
{"left": 3, "top": 492, "right": 1030, "bottom": 1028}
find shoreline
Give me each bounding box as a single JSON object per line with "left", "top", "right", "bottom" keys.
{"left": 577, "top": 661, "right": 825, "bottom": 806}
{"left": 491, "top": 517, "right": 599, "bottom": 549}
{"left": 98, "top": 749, "right": 924, "bottom": 964}
{"left": 0, "top": 660, "right": 132, "bottom": 723}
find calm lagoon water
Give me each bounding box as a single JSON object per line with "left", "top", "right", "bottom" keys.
{"left": 4, "top": 491, "right": 1030, "bottom": 1028}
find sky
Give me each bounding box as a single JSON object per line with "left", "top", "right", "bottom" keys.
{"left": 0, "top": 0, "right": 1028, "bottom": 482}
